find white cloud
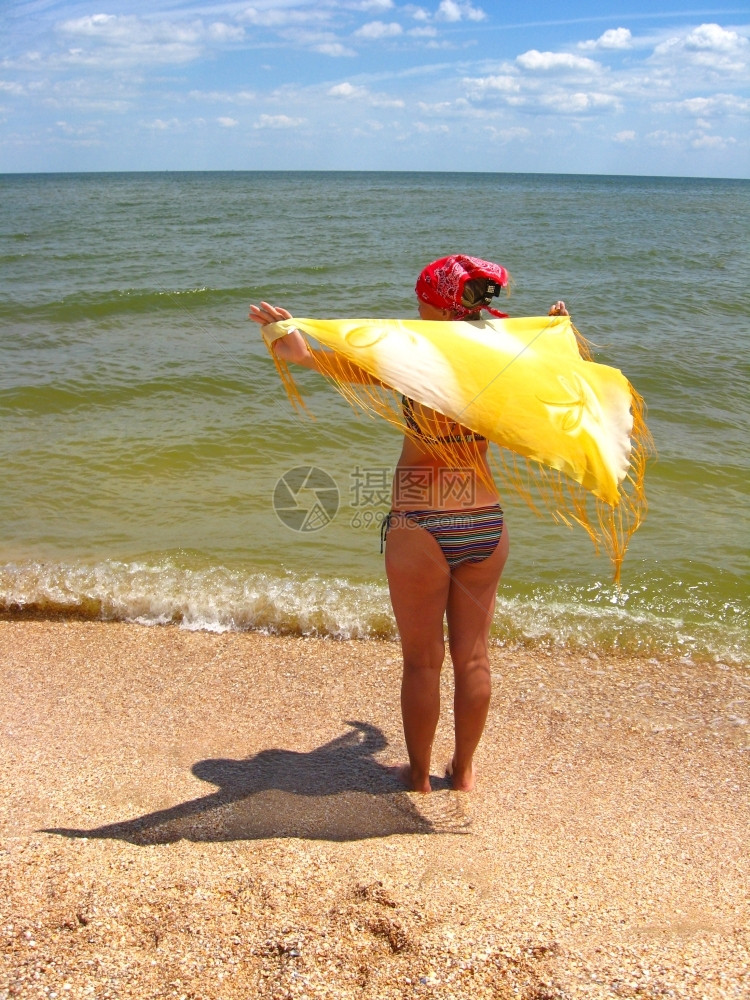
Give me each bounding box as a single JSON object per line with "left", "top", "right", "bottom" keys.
{"left": 463, "top": 74, "right": 520, "bottom": 95}
{"left": 691, "top": 133, "right": 730, "bottom": 149}
{"left": 208, "top": 23, "right": 244, "bottom": 43}
{"left": 541, "top": 91, "right": 620, "bottom": 114}
{"left": 327, "top": 81, "right": 403, "bottom": 108}
{"left": 217, "top": 116, "right": 238, "bottom": 127}
{"left": 240, "top": 7, "right": 332, "bottom": 28}
{"left": 353, "top": 0, "right": 395, "bottom": 10}
{"left": 580, "top": 28, "right": 632, "bottom": 52}
{"left": 372, "top": 95, "right": 405, "bottom": 108}
{"left": 463, "top": 60, "right": 623, "bottom": 118}
{"left": 0, "top": 80, "right": 25, "bottom": 96}
{"left": 314, "top": 42, "right": 356, "bottom": 57}
{"left": 42, "top": 76, "right": 135, "bottom": 113}
{"left": 517, "top": 50, "right": 601, "bottom": 73}
{"left": 644, "top": 126, "right": 736, "bottom": 150}
{"left": 414, "top": 120, "right": 450, "bottom": 133}
{"left": 652, "top": 23, "right": 749, "bottom": 74}
{"left": 656, "top": 94, "right": 750, "bottom": 116}
{"left": 418, "top": 100, "right": 454, "bottom": 113}
{"left": 275, "top": 23, "right": 356, "bottom": 56}
{"left": 646, "top": 129, "right": 682, "bottom": 145}
{"left": 486, "top": 125, "right": 531, "bottom": 142}
{"left": 60, "top": 14, "right": 115, "bottom": 38}
{"left": 354, "top": 21, "right": 403, "bottom": 40}
{"left": 614, "top": 130, "right": 636, "bottom": 142}
{"left": 678, "top": 97, "right": 714, "bottom": 115}
{"left": 189, "top": 89, "right": 256, "bottom": 104}
{"left": 253, "top": 114, "right": 305, "bottom": 129}
{"left": 684, "top": 23, "right": 745, "bottom": 53}
{"left": 328, "top": 82, "right": 368, "bottom": 99}
{"left": 56, "top": 13, "right": 243, "bottom": 68}
{"left": 54, "top": 120, "right": 100, "bottom": 137}
{"left": 145, "top": 118, "right": 181, "bottom": 130}
{"left": 436, "top": 1, "right": 486, "bottom": 23}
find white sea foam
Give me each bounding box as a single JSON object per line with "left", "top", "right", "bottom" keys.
{"left": 1, "top": 558, "right": 747, "bottom": 665}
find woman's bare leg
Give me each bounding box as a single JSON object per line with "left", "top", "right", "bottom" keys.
{"left": 385, "top": 518, "right": 451, "bottom": 792}
{"left": 445, "top": 527, "right": 509, "bottom": 790}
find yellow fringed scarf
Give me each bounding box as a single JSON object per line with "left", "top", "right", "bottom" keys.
{"left": 262, "top": 315, "right": 652, "bottom": 581}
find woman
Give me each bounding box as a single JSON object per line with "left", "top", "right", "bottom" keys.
{"left": 250, "top": 255, "right": 568, "bottom": 793}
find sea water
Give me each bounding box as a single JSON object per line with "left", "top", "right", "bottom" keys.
{"left": 1, "top": 171, "right": 748, "bottom": 663}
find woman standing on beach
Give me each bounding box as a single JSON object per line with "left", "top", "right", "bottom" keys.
{"left": 250, "top": 255, "right": 567, "bottom": 793}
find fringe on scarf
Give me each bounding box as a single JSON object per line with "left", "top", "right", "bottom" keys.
{"left": 266, "top": 330, "right": 653, "bottom": 584}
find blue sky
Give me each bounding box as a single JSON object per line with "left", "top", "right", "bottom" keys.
{"left": 2, "top": 1, "right": 749, "bottom": 175}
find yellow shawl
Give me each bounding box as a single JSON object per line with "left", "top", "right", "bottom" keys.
{"left": 263, "top": 315, "right": 651, "bottom": 580}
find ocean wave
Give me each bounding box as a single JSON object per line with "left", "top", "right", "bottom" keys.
{"left": 0, "top": 285, "right": 249, "bottom": 323}
{"left": 1, "top": 559, "right": 746, "bottom": 665}
{"left": 1, "top": 372, "right": 252, "bottom": 415}
{"left": 0, "top": 560, "right": 395, "bottom": 640}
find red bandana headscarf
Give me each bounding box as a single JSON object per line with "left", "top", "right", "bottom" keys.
{"left": 415, "top": 254, "right": 510, "bottom": 320}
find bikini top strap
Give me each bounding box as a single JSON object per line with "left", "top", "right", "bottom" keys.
{"left": 401, "top": 394, "right": 486, "bottom": 444}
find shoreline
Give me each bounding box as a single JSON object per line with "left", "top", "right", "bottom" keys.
{"left": 2, "top": 618, "right": 748, "bottom": 998}
{"left": 3, "top": 601, "right": 746, "bottom": 669}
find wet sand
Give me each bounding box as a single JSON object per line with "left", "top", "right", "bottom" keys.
{"left": 1, "top": 617, "right": 748, "bottom": 999}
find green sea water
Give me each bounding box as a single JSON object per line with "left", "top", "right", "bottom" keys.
{"left": 1, "top": 171, "right": 748, "bottom": 662}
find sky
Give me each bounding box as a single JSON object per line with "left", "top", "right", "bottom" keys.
{"left": 1, "top": 1, "right": 749, "bottom": 176}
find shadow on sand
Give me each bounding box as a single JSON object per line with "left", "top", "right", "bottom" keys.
{"left": 44, "top": 721, "right": 469, "bottom": 843}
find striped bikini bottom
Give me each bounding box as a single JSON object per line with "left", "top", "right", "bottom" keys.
{"left": 381, "top": 504, "right": 504, "bottom": 569}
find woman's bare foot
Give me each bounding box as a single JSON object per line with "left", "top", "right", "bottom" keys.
{"left": 446, "top": 757, "right": 475, "bottom": 792}
{"left": 390, "top": 763, "right": 432, "bottom": 794}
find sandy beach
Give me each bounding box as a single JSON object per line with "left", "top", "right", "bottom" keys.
{"left": 1, "top": 617, "right": 748, "bottom": 999}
